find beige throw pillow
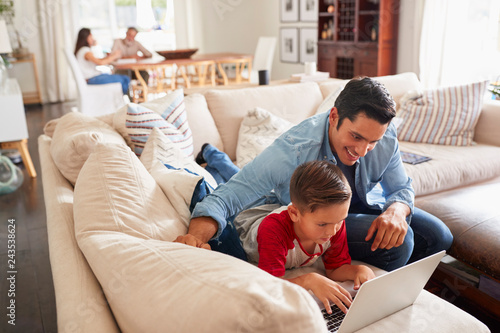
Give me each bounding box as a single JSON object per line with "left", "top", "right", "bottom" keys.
{"left": 50, "top": 111, "right": 127, "bottom": 185}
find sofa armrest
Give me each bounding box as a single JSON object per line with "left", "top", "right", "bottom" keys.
{"left": 38, "top": 135, "right": 119, "bottom": 333}
{"left": 474, "top": 99, "right": 500, "bottom": 146}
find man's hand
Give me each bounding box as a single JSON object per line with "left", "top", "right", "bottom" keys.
{"left": 173, "top": 216, "right": 218, "bottom": 250}
{"left": 174, "top": 234, "right": 211, "bottom": 250}
{"left": 365, "top": 202, "right": 410, "bottom": 251}
{"left": 287, "top": 273, "right": 352, "bottom": 314}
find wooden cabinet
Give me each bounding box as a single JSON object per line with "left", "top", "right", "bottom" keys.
{"left": 317, "top": 0, "right": 399, "bottom": 79}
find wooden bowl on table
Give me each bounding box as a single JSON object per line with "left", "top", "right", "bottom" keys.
{"left": 156, "top": 48, "right": 199, "bottom": 60}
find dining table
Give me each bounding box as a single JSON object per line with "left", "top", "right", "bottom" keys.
{"left": 113, "top": 52, "right": 253, "bottom": 102}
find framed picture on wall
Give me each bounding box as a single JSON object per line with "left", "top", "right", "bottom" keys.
{"left": 280, "top": 0, "right": 299, "bottom": 22}
{"left": 300, "top": 28, "right": 317, "bottom": 63}
{"left": 300, "top": 0, "right": 318, "bottom": 22}
{"left": 280, "top": 28, "right": 299, "bottom": 63}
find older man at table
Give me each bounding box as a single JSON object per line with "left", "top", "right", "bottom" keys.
{"left": 112, "top": 27, "right": 152, "bottom": 83}
{"left": 112, "top": 27, "right": 152, "bottom": 59}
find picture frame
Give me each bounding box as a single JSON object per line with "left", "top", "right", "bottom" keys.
{"left": 299, "top": 0, "right": 318, "bottom": 22}
{"left": 280, "top": 28, "right": 299, "bottom": 63}
{"left": 280, "top": 0, "right": 299, "bottom": 22}
{"left": 299, "top": 28, "right": 317, "bottom": 64}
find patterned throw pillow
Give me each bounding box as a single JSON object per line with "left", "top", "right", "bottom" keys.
{"left": 118, "top": 89, "right": 193, "bottom": 158}
{"left": 236, "top": 107, "right": 294, "bottom": 168}
{"left": 397, "top": 81, "right": 487, "bottom": 146}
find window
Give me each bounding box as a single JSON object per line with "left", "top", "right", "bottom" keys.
{"left": 77, "top": 0, "right": 175, "bottom": 55}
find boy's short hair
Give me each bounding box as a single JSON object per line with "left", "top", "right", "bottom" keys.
{"left": 290, "top": 161, "right": 351, "bottom": 213}
{"left": 334, "top": 76, "right": 396, "bottom": 128}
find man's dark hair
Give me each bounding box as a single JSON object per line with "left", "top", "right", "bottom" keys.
{"left": 334, "top": 77, "right": 396, "bottom": 128}
{"left": 127, "top": 27, "right": 138, "bottom": 33}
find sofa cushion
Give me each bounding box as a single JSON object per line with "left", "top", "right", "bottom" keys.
{"left": 236, "top": 108, "right": 294, "bottom": 168}
{"left": 400, "top": 141, "right": 500, "bottom": 196}
{"left": 319, "top": 72, "right": 422, "bottom": 109}
{"left": 473, "top": 99, "right": 500, "bottom": 146}
{"left": 73, "top": 142, "right": 326, "bottom": 333}
{"left": 184, "top": 93, "right": 224, "bottom": 155}
{"left": 114, "top": 89, "right": 194, "bottom": 158}
{"left": 397, "top": 81, "right": 488, "bottom": 146}
{"left": 205, "top": 82, "right": 323, "bottom": 160}
{"left": 50, "top": 112, "right": 127, "bottom": 185}
{"left": 315, "top": 84, "right": 344, "bottom": 115}
{"left": 415, "top": 177, "right": 500, "bottom": 279}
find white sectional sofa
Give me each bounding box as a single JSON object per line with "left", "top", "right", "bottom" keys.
{"left": 39, "top": 72, "right": 497, "bottom": 332}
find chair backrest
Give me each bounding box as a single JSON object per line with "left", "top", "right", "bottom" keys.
{"left": 63, "top": 48, "right": 86, "bottom": 110}
{"left": 253, "top": 37, "right": 276, "bottom": 72}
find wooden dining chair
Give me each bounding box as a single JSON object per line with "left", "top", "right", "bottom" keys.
{"left": 175, "top": 60, "right": 216, "bottom": 89}
{"left": 131, "top": 64, "right": 176, "bottom": 103}
{"left": 216, "top": 57, "right": 252, "bottom": 85}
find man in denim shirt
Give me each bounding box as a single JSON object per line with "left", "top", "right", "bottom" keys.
{"left": 175, "top": 77, "right": 453, "bottom": 271}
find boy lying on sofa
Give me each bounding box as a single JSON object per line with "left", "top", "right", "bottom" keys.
{"left": 237, "top": 161, "right": 376, "bottom": 315}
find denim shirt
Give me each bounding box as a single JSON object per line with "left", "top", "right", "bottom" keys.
{"left": 192, "top": 112, "right": 415, "bottom": 239}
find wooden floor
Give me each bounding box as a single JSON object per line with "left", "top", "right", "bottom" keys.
{"left": 0, "top": 101, "right": 498, "bottom": 332}
{"left": 0, "top": 101, "right": 70, "bottom": 333}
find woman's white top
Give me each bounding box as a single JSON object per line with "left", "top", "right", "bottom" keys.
{"left": 76, "top": 46, "right": 103, "bottom": 80}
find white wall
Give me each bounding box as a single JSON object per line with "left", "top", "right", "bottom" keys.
{"left": 175, "top": 0, "right": 319, "bottom": 80}
{"left": 174, "top": 0, "right": 420, "bottom": 81}
{"left": 9, "top": 0, "right": 46, "bottom": 102}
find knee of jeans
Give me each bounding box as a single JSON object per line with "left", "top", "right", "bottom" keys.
{"left": 393, "top": 228, "right": 414, "bottom": 264}
{"left": 436, "top": 227, "right": 454, "bottom": 251}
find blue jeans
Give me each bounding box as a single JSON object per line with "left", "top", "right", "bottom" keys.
{"left": 202, "top": 144, "right": 240, "bottom": 185}
{"left": 87, "top": 73, "right": 130, "bottom": 94}
{"left": 345, "top": 206, "right": 453, "bottom": 271}
{"left": 195, "top": 144, "right": 246, "bottom": 259}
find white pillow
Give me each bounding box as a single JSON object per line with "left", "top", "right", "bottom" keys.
{"left": 315, "top": 84, "right": 344, "bottom": 115}
{"left": 141, "top": 128, "right": 217, "bottom": 221}
{"left": 141, "top": 128, "right": 217, "bottom": 189}
{"left": 73, "top": 142, "right": 325, "bottom": 333}
{"left": 236, "top": 108, "right": 294, "bottom": 168}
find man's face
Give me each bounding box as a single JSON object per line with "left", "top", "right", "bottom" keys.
{"left": 328, "top": 107, "right": 388, "bottom": 166}
{"left": 125, "top": 30, "right": 137, "bottom": 42}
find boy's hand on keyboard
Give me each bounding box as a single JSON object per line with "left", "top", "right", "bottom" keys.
{"left": 353, "top": 265, "right": 376, "bottom": 290}
{"left": 306, "top": 273, "right": 352, "bottom": 314}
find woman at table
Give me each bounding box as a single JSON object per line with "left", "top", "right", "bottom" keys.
{"left": 74, "top": 28, "right": 130, "bottom": 95}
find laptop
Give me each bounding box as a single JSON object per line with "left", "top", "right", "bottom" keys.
{"left": 317, "top": 251, "right": 445, "bottom": 333}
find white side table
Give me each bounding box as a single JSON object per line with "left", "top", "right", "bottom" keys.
{"left": 0, "top": 78, "right": 36, "bottom": 177}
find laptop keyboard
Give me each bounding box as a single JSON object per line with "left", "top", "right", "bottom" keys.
{"left": 322, "top": 306, "right": 346, "bottom": 333}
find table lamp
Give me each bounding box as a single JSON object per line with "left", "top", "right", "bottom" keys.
{"left": 0, "top": 20, "right": 13, "bottom": 90}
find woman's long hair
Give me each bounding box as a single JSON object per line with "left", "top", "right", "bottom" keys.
{"left": 74, "top": 28, "right": 91, "bottom": 56}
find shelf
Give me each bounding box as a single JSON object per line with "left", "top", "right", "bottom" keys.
{"left": 317, "top": 0, "right": 400, "bottom": 78}
{"left": 359, "top": 10, "right": 379, "bottom": 15}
